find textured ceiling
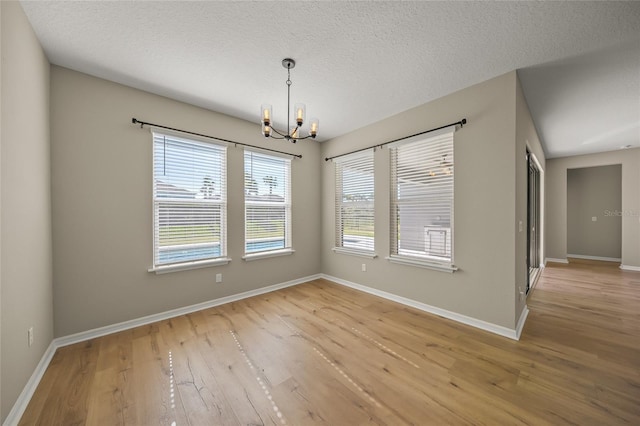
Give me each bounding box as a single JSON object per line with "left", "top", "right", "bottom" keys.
{"left": 20, "top": 1, "right": 640, "bottom": 157}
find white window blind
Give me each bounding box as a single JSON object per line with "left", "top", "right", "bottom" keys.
{"left": 335, "top": 152, "right": 375, "bottom": 253}
{"left": 244, "top": 150, "right": 291, "bottom": 254}
{"left": 390, "top": 128, "right": 454, "bottom": 266}
{"left": 152, "top": 132, "right": 227, "bottom": 268}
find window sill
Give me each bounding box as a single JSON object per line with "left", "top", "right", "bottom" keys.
{"left": 332, "top": 247, "right": 378, "bottom": 259}
{"left": 149, "top": 257, "right": 231, "bottom": 274}
{"left": 386, "top": 255, "right": 457, "bottom": 273}
{"left": 242, "top": 248, "right": 295, "bottom": 262}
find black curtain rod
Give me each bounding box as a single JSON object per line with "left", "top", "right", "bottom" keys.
{"left": 324, "top": 118, "right": 467, "bottom": 162}
{"left": 131, "top": 118, "right": 302, "bottom": 159}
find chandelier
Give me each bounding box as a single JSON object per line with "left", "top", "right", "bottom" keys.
{"left": 261, "top": 58, "right": 319, "bottom": 142}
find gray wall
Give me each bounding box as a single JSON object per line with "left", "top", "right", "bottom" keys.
{"left": 1, "top": 2, "right": 53, "bottom": 421}
{"left": 546, "top": 149, "right": 640, "bottom": 267}
{"left": 1, "top": 5, "right": 552, "bottom": 417}
{"left": 567, "top": 165, "right": 622, "bottom": 259}
{"left": 321, "top": 71, "right": 545, "bottom": 330}
{"left": 50, "top": 66, "right": 322, "bottom": 337}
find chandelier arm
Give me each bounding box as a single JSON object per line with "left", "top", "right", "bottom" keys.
{"left": 270, "top": 127, "right": 289, "bottom": 138}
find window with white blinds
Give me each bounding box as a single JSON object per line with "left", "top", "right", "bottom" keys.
{"left": 390, "top": 128, "right": 454, "bottom": 268}
{"left": 335, "top": 152, "right": 375, "bottom": 254}
{"left": 244, "top": 150, "right": 292, "bottom": 256}
{"left": 152, "top": 132, "right": 227, "bottom": 269}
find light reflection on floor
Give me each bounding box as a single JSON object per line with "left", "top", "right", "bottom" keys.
{"left": 169, "top": 350, "right": 176, "bottom": 426}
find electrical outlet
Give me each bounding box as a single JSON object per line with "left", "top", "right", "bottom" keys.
{"left": 28, "top": 327, "right": 34, "bottom": 347}
{"left": 592, "top": 216, "right": 597, "bottom": 222}
{"left": 216, "top": 273, "right": 222, "bottom": 283}
{"left": 518, "top": 221, "right": 523, "bottom": 232}
{"left": 361, "top": 263, "right": 366, "bottom": 272}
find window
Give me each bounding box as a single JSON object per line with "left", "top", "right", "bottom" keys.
{"left": 334, "top": 152, "right": 375, "bottom": 256}
{"left": 389, "top": 127, "right": 456, "bottom": 271}
{"left": 243, "top": 150, "right": 292, "bottom": 259}
{"left": 151, "top": 132, "right": 227, "bottom": 272}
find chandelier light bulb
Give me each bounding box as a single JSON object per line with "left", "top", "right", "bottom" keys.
{"left": 262, "top": 122, "right": 271, "bottom": 137}
{"left": 261, "top": 104, "right": 272, "bottom": 126}
{"left": 294, "top": 103, "right": 306, "bottom": 127}
{"left": 309, "top": 118, "right": 319, "bottom": 138}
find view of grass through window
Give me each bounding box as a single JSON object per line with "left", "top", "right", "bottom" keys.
{"left": 153, "top": 133, "right": 227, "bottom": 266}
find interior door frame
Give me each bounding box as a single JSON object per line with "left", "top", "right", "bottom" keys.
{"left": 526, "top": 149, "right": 542, "bottom": 293}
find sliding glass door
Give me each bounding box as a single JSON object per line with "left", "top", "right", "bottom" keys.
{"left": 527, "top": 150, "right": 541, "bottom": 293}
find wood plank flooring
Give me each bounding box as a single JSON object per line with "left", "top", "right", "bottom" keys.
{"left": 20, "top": 261, "right": 640, "bottom": 425}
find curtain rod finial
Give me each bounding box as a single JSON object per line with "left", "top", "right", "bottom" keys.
{"left": 461, "top": 118, "right": 467, "bottom": 127}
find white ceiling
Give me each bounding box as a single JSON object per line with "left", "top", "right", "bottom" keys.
{"left": 519, "top": 39, "right": 640, "bottom": 158}
{"left": 20, "top": 1, "right": 640, "bottom": 158}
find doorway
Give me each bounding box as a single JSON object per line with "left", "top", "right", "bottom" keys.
{"left": 527, "top": 149, "right": 541, "bottom": 293}
{"left": 566, "top": 165, "right": 622, "bottom": 262}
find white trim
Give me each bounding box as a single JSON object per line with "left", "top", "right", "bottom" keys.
{"left": 620, "top": 264, "right": 640, "bottom": 272}
{"left": 242, "top": 248, "right": 295, "bottom": 261}
{"left": 320, "top": 274, "right": 520, "bottom": 340}
{"left": 3, "top": 273, "right": 321, "bottom": 425}
{"left": 5, "top": 271, "right": 533, "bottom": 424}
{"left": 332, "top": 247, "right": 378, "bottom": 259}
{"left": 386, "top": 255, "right": 458, "bottom": 273}
{"left": 148, "top": 257, "right": 231, "bottom": 274}
{"left": 56, "top": 273, "right": 320, "bottom": 348}
{"left": 545, "top": 257, "right": 569, "bottom": 264}
{"left": 567, "top": 254, "right": 621, "bottom": 262}
{"left": 2, "top": 342, "right": 57, "bottom": 426}
{"left": 516, "top": 305, "right": 529, "bottom": 340}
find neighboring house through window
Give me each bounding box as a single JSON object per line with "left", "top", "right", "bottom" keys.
{"left": 151, "top": 132, "right": 227, "bottom": 272}
{"left": 389, "top": 126, "right": 456, "bottom": 271}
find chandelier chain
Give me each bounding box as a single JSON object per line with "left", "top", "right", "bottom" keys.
{"left": 286, "top": 67, "right": 291, "bottom": 136}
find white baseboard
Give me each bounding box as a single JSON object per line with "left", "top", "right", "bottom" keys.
{"left": 2, "top": 273, "right": 321, "bottom": 426}
{"left": 5, "top": 271, "right": 534, "bottom": 424}
{"left": 516, "top": 305, "right": 529, "bottom": 340}
{"left": 545, "top": 258, "right": 569, "bottom": 264}
{"left": 56, "top": 273, "right": 322, "bottom": 348}
{"left": 620, "top": 265, "right": 640, "bottom": 272}
{"left": 320, "top": 274, "right": 522, "bottom": 341}
{"left": 2, "top": 342, "right": 57, "bottom": 426}
{"left": 567, "top": 254, "right": 621, "bottom": 262}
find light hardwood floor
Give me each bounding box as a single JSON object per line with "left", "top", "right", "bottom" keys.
{"left": 20, "top": 261, "right": 640, "bottom": 425}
